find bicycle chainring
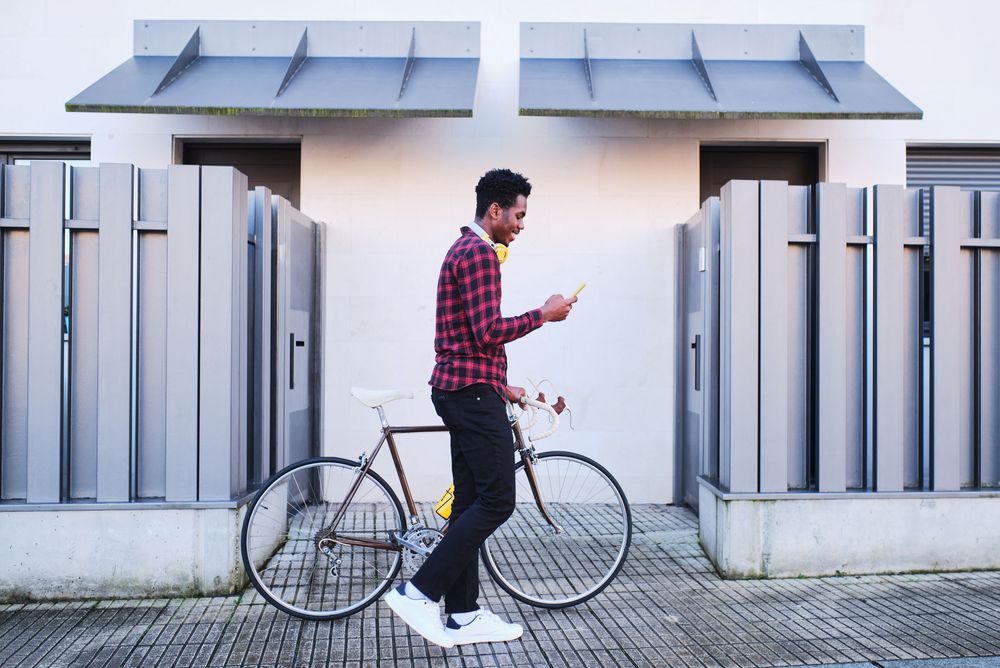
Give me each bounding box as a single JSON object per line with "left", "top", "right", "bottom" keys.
{"left": 401, "top": 528, "right": 443, "bottom": 576}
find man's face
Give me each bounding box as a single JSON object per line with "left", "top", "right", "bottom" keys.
{"left": 490, "top": 194, "right": 527, "bottom": 246}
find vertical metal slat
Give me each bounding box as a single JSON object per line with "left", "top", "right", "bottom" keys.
{"left": 816, "top": 182, "right": 848, "bottom": 492}
{"left": 704, "top": 196, "right": 721, "bottom": 484}
{"left": 0, "top": 165, "right": 3, "bottom": 499}
{"left": 902, "top": 189, "right": 925, "bottom": 488}
{"left": 165, "top": 165, "right": 201, "bottom": 502}
{"left": 845, "top": 187, "right": 867, "bottom": 488}
{"left": 252, "top": 187, "right": 273, "bottom": 483}
{"left": 95, "top": 164, "right": 133, "bottom": 502}
{"left": 1, "top": 166, "right": 30, "bottom": 500}
{"left": 980, "top": 193, "right": 1000, "bottom": 486}
{"left": 930, "top": 186, "right": 971, "bottom": 491}
{"left": 26, "top": 161, "right": 65, "bottom": 503}
{"left": 198, "top": 167, "right": 248, "bottom": 501}
{"left": 873, "top": 185, "right": 905, "bottom": 491}
{"left": 786, "top": 186, "right": 811, "bottom": 489}
{"left": 68, "top": 166, "right": 100, "bottom": 499}
{"left": 136, "top": 169, "right": 169, "bottom": 499}
{"left": 719, "top": 180, "right": 759, "bottom": 493}
{"left": 236, "top": 175, "right": 249, "bottom": 498}
{"left": 758, "top": 180, "right": 788, "bottom": 492}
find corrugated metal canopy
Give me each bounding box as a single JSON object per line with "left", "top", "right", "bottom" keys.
{"left": 67, "top": 21, "right": 480, "bottom": 117}
{"left": 520, "top": 23, "right": 922, "bottom": 120}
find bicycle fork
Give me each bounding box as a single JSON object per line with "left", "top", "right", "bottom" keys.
{"left": 513, "top": 422, "right": 564, "bottom": 535}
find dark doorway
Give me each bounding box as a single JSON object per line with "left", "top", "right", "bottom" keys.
{"left": 700, "top": 145, "right": 820, "bottom": 202}
{"left": 182, "top": 142, "right": 301, "bottom": 208}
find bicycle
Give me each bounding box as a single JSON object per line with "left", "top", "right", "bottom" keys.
{"left": 240, "top": 384, "right": 632, "bottom": 620}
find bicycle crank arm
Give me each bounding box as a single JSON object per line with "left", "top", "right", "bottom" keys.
{"left": 394, "top": 535, "right": 433, "bottom": 557}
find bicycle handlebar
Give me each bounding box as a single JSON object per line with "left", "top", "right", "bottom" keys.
{"left": 519, "top": 396, "right": 560, "bottom": 441}
{"left": 519, "top": 400, "right": 540, "bottom": 431}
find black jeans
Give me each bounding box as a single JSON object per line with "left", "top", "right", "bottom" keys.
{"left": 410, "top": 384, "right": 516, "bottom": 613}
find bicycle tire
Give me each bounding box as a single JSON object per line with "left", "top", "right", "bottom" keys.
{"left": 480, "top": 450, "right": 632, "bottom": 608}
{"left": 240, "top": 457, "right": 406, "bottom": 620}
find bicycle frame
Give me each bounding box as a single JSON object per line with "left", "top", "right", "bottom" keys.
{"left": 321, "top": 405, "right": 559, "bottom": 551}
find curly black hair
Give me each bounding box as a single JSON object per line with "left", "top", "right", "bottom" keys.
{"left": 474, "top": 169, "right": 532, "bottom": 219}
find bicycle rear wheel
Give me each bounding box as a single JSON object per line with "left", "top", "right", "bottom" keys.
{"left": 240, "top": 457, "right": 405, "bottom": 620}
{"left": 480, "top": 451, "right": 632, "bottom": 608}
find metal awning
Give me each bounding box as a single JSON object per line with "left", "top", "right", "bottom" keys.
{"left": 67, "top": 21, "right": 480, "bottom": 117}
{"left": 520, "top": 23, "right": 922, "bottom": 119}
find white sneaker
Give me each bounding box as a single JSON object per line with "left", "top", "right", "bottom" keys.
{"left": 383, "top": 584, "right": 455, "bottom": 648}
{"left": 445, "top": 609, "right": 524, "bottom": 645}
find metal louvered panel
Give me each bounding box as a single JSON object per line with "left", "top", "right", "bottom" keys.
{"left": 905, "top": 149, "right": 999, "bottom": 338}
{"left": 908, "top": 148, "right": 1000, "bottom": 190}
{"left": 909, "top": 148, "right": 1000, "bottom": 228}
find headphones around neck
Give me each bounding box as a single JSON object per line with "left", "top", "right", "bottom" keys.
{"left": 468, "top": 221, "right": 508, "bottom": 264}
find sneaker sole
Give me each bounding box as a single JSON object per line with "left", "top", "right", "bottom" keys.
{"left": 446, "top": 629, "right": 524, "bottom": 645}
{"left": 383, "top": 591, "right": 456, "bottom": 649}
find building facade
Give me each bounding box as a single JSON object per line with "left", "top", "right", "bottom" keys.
{"left": 1, "top": 0, "right": 998, "bottom": 510}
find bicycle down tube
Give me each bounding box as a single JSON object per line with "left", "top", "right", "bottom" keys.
{"left": 320, "top": 414, "right": 448, "bottom": 551}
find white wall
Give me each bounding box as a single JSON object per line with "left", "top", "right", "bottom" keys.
{"left": 2, "top": 0, "right": 1000, "bottom": 502}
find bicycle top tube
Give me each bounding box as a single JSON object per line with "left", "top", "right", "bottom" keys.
{"left": 386, "top": 425, "right": 450, "bottom": 434}
{"left": 351, "top": 385, "right": 564, "bottom": 443}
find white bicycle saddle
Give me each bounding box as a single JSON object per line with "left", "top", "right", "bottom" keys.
{"left": 350, "top": 387, "right": 414, "bottom": 408}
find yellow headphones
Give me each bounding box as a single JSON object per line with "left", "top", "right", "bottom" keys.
{"left": 469, "top": 221, "right": 508, "bottom": 264}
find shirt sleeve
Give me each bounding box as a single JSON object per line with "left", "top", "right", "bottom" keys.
{"left": 452, "top": 244, "right": 543, "bottom": 348}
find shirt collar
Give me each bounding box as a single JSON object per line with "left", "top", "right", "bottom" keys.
{"left": 465, "top": 221, "right": 497, "bottom": 251}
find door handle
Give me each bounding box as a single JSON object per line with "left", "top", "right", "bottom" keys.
{"left": 290, "top": 334, "right": 305, "bottom": 389}
{"left": 691, "top": 334, "right": 701, "bottom": 391}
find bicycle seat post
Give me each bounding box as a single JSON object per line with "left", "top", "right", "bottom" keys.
{"left": 376, "top": 406, "right": 389, "bottom": 429}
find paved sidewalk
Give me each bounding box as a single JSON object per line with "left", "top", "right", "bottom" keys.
{"left": 2, "top": 505, "right": 1000, "bottom": 667}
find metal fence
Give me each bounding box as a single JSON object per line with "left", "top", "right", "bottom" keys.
{"left": 678, "top": 180, "right": 1000, "bottom": 498}
{"left": 0, "top": 162, "right": 316, "bottom": 504}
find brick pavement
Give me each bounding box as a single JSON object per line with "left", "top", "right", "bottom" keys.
{"left": 2, "top": 505, "right": 999, "bottom": 667}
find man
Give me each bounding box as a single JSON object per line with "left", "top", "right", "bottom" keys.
{"left": 384, "top": 169, "right": 576, "bottom": 647}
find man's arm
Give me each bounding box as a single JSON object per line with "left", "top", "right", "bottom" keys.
{"left": 453, "top": 245, "right": 543, "bottom": 347}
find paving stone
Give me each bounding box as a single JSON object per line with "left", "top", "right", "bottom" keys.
{"left": 882, "top": 660, "right": 1000, "bottom": 668}
{"left": 1, "top": 506, "right": 1000, "bottom": 667}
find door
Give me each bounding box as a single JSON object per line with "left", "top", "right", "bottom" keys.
{"left": 676, "top": 198, "right": 720, "bottom": 510}
{"left": 273, "top": 197, "right": 320, "bottom": 477}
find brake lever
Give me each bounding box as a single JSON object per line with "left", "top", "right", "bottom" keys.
{"left": 563, "top": 404, "right": 575, "bottom": 430}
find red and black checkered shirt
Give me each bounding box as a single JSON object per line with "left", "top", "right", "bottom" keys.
{"left": 429, "top": 227, "right": 543, "bottom": 398}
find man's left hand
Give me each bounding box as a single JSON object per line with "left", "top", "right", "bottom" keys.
{"left": 505, "top": 385, "right": 527, "bottom": 406}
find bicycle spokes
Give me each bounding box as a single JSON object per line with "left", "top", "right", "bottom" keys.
{"left": 481, "top": 452, "right": 632, "bottom": 608}
{"left": 241, "top": 459, "right": 405, "bottom": 619}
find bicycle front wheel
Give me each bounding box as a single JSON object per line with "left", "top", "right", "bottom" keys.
{"left": 480, "top": 451, "right": 632, "bottom": 608}
{"left": 240, "top": 457, "right": 405, "bottom": 620}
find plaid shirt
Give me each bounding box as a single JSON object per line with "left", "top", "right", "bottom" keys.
{"left": 429, "top": 227, "right": 543, "bottom": 397}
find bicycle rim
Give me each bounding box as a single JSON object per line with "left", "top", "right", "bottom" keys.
{"left": 481, "top": 451, "right": 632, "bottom": 608}
{"left": 241, "top": 457, "right": 405, "bottom": 620}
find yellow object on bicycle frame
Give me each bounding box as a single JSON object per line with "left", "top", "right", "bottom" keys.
{"left": 434, "top": 483, "right": 455, "bottom": 519}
